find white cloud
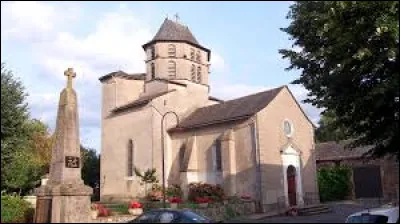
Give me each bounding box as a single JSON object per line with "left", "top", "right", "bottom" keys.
{"left": 2, "top": 2, "right": 153, "bottom": 151}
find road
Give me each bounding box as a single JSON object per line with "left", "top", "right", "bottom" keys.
{"left": 230, "top": 202, "right": 368, "bottom": 223}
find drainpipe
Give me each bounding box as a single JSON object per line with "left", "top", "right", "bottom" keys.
{"left": 250, "top": 115, "right": 263, "bottom": 213}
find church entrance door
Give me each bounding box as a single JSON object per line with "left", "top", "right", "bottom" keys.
{"left": 287, "top": 165, "right": 297, "bottom": 206}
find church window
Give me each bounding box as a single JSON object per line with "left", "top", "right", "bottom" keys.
{"left": 212, "top": 138, "right": 222, "bottom": 172}
{"left": 151, "top": 63, "right": 155, "bottom": 79}
{"left": 191, "top": 64, "right": 196, "bottom": 81}
{"left": 196, "top": 50, "right": 201, "bottom": 62}
{"left": 168, "top": 61, "right": 176, "bottom": 79}
{"left": 151, "top": 46, "right": 156, "bottom": 59}
{"left": 168, "top": 44, "right": 176, "bottom": 57}
{"left": 283, "top": 120, "right": 293, "bottom": 137}
{"left": 197, "top": 66, "right": 201, "bottom": 83}
{"left": 190, "top": 48, "right": 195, "bottom": 60}
{"left": 127, "top": 139, "right": 134, "bottom": 176}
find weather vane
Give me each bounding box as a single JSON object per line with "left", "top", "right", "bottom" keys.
{"left": 174, "top": 13, "right": 180, "bottom": 22}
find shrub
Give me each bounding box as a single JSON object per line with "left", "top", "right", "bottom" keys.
{"left": 166, "top": 184, "right": 183, "bottom": 198}
{"left": 91, "top": 203, "right": 110, "bottom": 217}
{"left": 318, "top": 165, "right": 351, "bottom": 202}
{"left": 1, "top": 191, "right": 32, "bottom": 223}
{"left": 188, "top": 183, "right": 225, "bottom": 202}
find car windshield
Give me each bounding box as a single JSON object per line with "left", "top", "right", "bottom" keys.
{"left": 346, "top": 214, "right": 389, "bottom": 223}
{"left": 182, "top": 210, "right": 211, "bottom": 223}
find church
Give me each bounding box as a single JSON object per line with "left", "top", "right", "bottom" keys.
{"left": 99, "top": 18, "right": 319, "bottom": 210}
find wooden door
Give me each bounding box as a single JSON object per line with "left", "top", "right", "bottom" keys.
{"left": 287, "top": 165, "right": 297, "bottom": 206}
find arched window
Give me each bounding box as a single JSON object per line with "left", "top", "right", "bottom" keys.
{"left": 212, "top": 138, "right": 222, "bottom": 172}
{"left": 150, "top": 46, "right": 156, "bottom": 59}
{"left": 197, "top": 66, "right": 201, "bottom": 83}
{"left": 151, "top": 63, "right": 155, "bottom": 79}
{"left": 127, "top": 139, "right": 134, "bottom": 176}
{"left": 191, "top": 64, "right": 196, "bottom": 81}
{"left": 168, "top": 61, "right": 176, "bottom": 79}
{"left": 196, "top": 50, "right": 201, "bottom": 62}
{"left": 190, "top": 48, "right": 195, "bottom": 60}
{"left": 168, "top": 44, "right": 176, "bottom": 57}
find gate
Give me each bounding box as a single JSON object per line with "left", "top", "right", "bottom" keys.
{"left": 353, "top": 166, "right": 383, "bottom": 198}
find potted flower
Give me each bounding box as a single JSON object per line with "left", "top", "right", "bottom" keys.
{"left": 287, "top": 206, "right": 298, "bottom": 216}
{"left": 168, "top": 197, "right": 183, "bottom": 209}
{"left": 90, "top": 204, "right": 99, "bottom": 219}
{"left": 128, "top": 201, "right": 143, "bottom": 216}
{"left": 195, "top": 197, "right": 211, "bottom": 208}
{"left": 240, "top": 193, "right": 252, "bottom": 202}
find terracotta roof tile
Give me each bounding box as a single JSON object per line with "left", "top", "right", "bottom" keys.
{"left": 315, "top": 140, "right": 373, "bottom": 161}
{"left": 174, "top": 86, "right": 285, "bottom": 130}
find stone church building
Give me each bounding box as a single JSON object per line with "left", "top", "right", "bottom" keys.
{"left": 99, "top": 18, "right": 319, "bottom": 210}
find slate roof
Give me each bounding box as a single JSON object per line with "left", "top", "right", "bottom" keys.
{"left": 112, "top": 90, "right": 176, "bottom": 113}
{"left": 315, "top": 140, "right": 373, "bottom": 161}
{"left": 172, "top": 86, "right": 285, "bottom": 130}
{"left": 142, "top": 19, "right": 210, "bottom": 53}
{"left": 99, "top": 71, "right": 146, "bottom": 82}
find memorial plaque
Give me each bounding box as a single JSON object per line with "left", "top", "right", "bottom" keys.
{"left": 65, "top": 156, "right": 80, "bottom": 168}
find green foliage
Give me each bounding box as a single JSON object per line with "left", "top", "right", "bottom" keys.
{"left": 81, "top": 145, "right": 100, "bottom": 201}
{"left": 316, "top": 110, "right": 348, "bottom": 143}
{"left": 1, "top": 191, "right": 33, "bottom": 223}
{"left": 317, "top": 166, "right": 351, "bottom": 201}
{"left": 133, "top": 167, "right": 159, "bottom": 185}
{"left": 188, "top": 182, "right": 225, "bottom": 202}
{"left": 1, "top": 63, "right": 30, "bottom": 190}
{"left": 166, "top": 184, "right": 183, "bottom": 198}
{"left": 280, "top": 1, "right": 399, "bottom": 159}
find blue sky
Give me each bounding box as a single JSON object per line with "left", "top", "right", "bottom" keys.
{"left": 1, "top": 1, "right": 321, "bottom": 152}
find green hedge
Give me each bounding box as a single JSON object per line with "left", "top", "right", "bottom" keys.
{"left": 318, "top": 166, "right": 351, "bottom": 202}
{"left": 1, "top": 191, "right": 34, "bottom": 223}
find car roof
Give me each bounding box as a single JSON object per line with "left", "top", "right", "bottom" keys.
{"left": 349, "top": 206, "right": 399, "bottom": 217}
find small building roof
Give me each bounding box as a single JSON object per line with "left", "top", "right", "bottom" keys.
{"left": 99, "top": 71, "right": 146, "bottom": 82}
{"left": 112, "top": 90, "right": 176, "bottom": 113}
{"left": 315, "top": 140, "right": 373, "bottom": 161}
{"left": 171, "top": 86, "right": 285, "bottom": 131}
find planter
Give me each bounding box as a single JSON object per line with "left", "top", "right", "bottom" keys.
{"left": 198, "top": 203, "right": 208, "bottom": 208}
{"left": 170, "top": 203, "right": 178, "bottom": 209}
{"left": 90, "top": 210, "right": 99, "bottom": 219}
{"left": 128, "top": 208, "right": 143, "bottom": 216}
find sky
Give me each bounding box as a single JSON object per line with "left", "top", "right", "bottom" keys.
{"left": 1, "top": 1, "right": 323, "bottom": 152}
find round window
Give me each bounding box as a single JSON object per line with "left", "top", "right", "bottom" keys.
{"left": 283, "top": 120, "right": 293, "bottom": 137}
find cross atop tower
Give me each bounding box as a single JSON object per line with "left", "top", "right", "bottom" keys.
{"left": 174, "top": 13, "right": 180, "bottom": 23}
{"left": 64, "top": 68, "right": 76, "bottom": 88}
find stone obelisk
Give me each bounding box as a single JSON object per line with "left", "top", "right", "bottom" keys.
{"left": 35, "top": 68, "right": 92, "bottom": 223}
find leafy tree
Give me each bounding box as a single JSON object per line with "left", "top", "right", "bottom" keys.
{"left": 81, "top": 145, "right": 100, "bottom": 201}
{"left": 1, "top": 63, "right": 30, "bottom": 190}
{"left": 318, "top": 166, "right": 351, "bottom": 202}
{"left": 280, "top": 1, "right": 399, "bottom": 158}
{"left": 133, "top": 167, "right": 159, "bottom": 196}
{"left": 316, "top": 110, "right": 348, "bottom": 143}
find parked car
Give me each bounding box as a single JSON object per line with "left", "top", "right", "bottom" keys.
{"left": 345, "top": 206, "right": 399, "bottom": 223}
{"left": 127, "top": 208, "right": 219, "bottom": 223}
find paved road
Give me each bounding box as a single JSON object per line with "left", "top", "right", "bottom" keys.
{"left": 230, "top": 202, "right": 368, "bottom": 223}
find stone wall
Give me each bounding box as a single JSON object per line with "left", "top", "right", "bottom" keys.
{"left": 90, "top": 201, "right": 256, "bottom": 223}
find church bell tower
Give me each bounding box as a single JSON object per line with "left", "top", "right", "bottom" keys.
{"left": 142, "top": 16, "right": 211, "bottom": 86}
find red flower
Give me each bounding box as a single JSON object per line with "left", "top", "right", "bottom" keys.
{"left": 169, "top": 197, "right": 183, "bottom": 204}
{"left": 129, "top": 201, "right": 143, "bottom": 209}
{"left": 195, "top": 197, "right": 212, "bottom": 204}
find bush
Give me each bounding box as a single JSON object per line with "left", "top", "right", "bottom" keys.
{"left": 188, "top": 182, "right": 225, "bottom": 202}
{"left": 318, "top": 166, "right": 351, "bottom": 202}
{"left": 1, "top": 191, "right": 33, "bottom": 223}
{"left": 166, "top": 184, "right": 183, "bottom": 198}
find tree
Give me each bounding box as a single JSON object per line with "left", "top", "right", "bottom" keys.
{"left": 1, "top": 63, "right": 30, "bottom": 190}
{"left": 316, "top": 110, "right": 348, "bottom": 143}
{"left": 81, "top": 146, "right": 100, "bottom": 201}
{"left": 280, "top": 1, "right": 399, "bottom": 158}
{"left": 133, "top": 167, "right": 159, "bottom": 196}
